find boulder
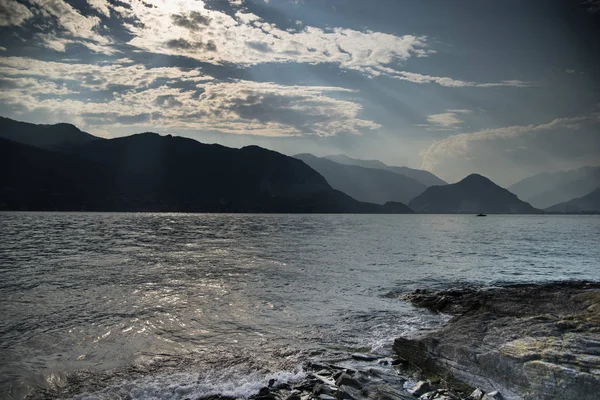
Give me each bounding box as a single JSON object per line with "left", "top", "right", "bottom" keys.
{"left": 409, "top": 381, "right": 433, "bottom": 397}
{"left": 394, "top": 282, "right": 600, "bottom": 400}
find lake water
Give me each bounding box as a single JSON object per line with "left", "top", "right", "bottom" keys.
{"left": 1, "top": 213, "right": 598, "bottom": 399}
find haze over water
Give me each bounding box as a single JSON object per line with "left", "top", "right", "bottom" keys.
{"left": 1, "top": 213, "right": 599, "bottom": 399}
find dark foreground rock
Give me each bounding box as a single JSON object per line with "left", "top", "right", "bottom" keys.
{"left": 393, "top": 281, "right": 600, "bottom": 400}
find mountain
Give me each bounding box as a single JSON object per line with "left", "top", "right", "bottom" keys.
{"left": 0, "top": 116, "right": 100, "bottom": 150}
{"left": 545, "top": 187, "right": 600, "bottom": 213}
{"left": 323, "top": 154, "right": 446, "bottom": 187}
{"left": 294, "top": 153, "right": 426, "bottom": 204}
{"left": 508, "top": 166, "right": 600, "bottom": 209}
{"left": 0, "top": 118, "right": 412, "bottom": 213}
{"left": 409, "top": 174, "right": 540, "bottom": 214}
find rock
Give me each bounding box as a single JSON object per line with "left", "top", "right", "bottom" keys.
{"left": 394, "top": 282, "right": 600, "bottom": 400}
{"left": 335, "top": 372, "right": 362, "bottom": 389}
{"left": 333, "top": 371, "right": 344, "bottom": 381}
{"left": 319, "top": 395, "right": 337, "bottom": 400}
{"left": 418, "top": 391, "right": 435, "bottom": 399}
{"left": 313, "top": 383, "right": 336, "bottom": 396}
{"left": 317, "top": 369, "right": 333, "bottom": 376}
{"left": 336, "top": 385, "right": 364, "bottom": 400}
{"left": 482, "top": 391, "right": 503, "bottom": 400}
{"left": 465, "top": 388, "right": 485, "bottom": 400}
{"left": 409, "top": 381, "right": 433, "bottom": 397}
{"left": 351, "top": 354, "right": 380, "bottom": 362}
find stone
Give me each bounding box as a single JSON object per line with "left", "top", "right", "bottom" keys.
{"left": 465, "top": 388, "right": 485, "bottom": 400}
{"left": 394, "top": 282, "right": 600, "bottom": 400}
{"left": 482, "top": 391, "right": 503, "bottom": 400}
{"left": 351, "top": 354, "right": 380, "bottom": 362}
{"left": 409, "top": 381, "right": 433, "bottom": 397}
{"left": 335, "top": 372, "right": 362, "bottom": 389}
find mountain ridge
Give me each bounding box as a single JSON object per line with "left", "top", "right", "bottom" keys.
{"left": 0, "top": 117, "right": 413, "bottom": 213}
{"left": 409, "top": 173, "right": 540, "bottom": 214}
{"left": 545, "top": 187, "right": 600, "bottom": 213}
{"left": 508, "top": 166, "right": 600, "bottom": 209}
{"left": 294, "top": 153, "right": 427, "bottom": 205}
{"left": 323, "top": 154, "right": 447, "bottom": 187}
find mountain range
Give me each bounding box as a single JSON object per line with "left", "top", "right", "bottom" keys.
{"left": 0, "top": 117, "right": 411, "bottom": 213}
{"left": 508, "top": 166, "right": 600, "bottom": 209}
{"left": 545, "top": 187, "right": 600, "bottom": 213}
{"left": 409, "top": 174, "right": 540, "bottom": 214}
{"left": 293, "top": 153, "right": 427, "bottom": 205}
{"left": 1, "top": 116, "right": 594, "bottom": 214}
{"left": 323, "top": 154, "right": 447, "bottom": 187}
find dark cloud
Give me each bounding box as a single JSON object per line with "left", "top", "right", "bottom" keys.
{"left": 155, "top": 94, "right": 183, "bottom": 108}
{"left": 165, "top": 38, "right": 217, "bottom": 51}
{"left": 171, "top": 11, "right": 211, "bottom": 31}
{"left": 0, "top": 0, "right": 33, "bottom": 27}
{"left": 247, "top": 41, "right": 272, "bottom": 53}
{"left": 225, "top": 93, "right": 336, "bottom": 134}
{"left": 583, "top": 0, "right": 600, "bottom": 13}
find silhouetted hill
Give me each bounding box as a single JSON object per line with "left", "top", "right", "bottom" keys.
{"left": 0, "top": 121, "right": 412, "bottom": 213}
{"left": 0, "top": 116, "right": 100, "bottom": 150}
{"left": 508, "top": 166, "right": 600, "bottom": 209}
{"left": 409, "top": 174, "right": 540, "bottom": 214}
{"left": 294, "top": 153, "right": 426, "bottom": 204}
{"left": 0, "top": 137, "right": 147, "bottom": 210}
{"left": 324, "top": 154, "right": 446, "bottom": 186}
{"left": 545, "top": 187, "right": 600, "bottom": 213}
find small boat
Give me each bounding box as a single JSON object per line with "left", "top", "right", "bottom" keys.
{"left": 476, "top": 213, "right": 487, "bottom": 217}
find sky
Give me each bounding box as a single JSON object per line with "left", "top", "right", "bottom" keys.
{"left": 0, "top": 0, "right": 599, "bottom": 186}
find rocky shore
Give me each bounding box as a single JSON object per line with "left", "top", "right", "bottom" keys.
{"left": 393, "top": 281, "right": 600, "bottom": 400}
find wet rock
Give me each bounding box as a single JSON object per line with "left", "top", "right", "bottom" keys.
{"left": 409, "top": 381, "right": 433, "bottom": 397}
{"left": 394, "top": 281, "right": 600, "bottom": 400}
{"left": 335, "top": 372, "right": 363, "bottom": 389}
{"left": 313, "top": 383, "right": 336, "bottom": 396}
{"left": 351, "top": 354, "right": 380, "bottom": 362}
{"left": 482, "top": 391, "right": 503, "bottom": 400}
{"left": 318, "top": 395, "right": 337, "bottom": 400}
{"left": 465, "top": 388, "right": 485, "bottom": 400}
{"left": 418, "top": 391, "right": 436, "bottom": 399}
{"left": 336, "top": 384, "right": 364, "bottom": 400}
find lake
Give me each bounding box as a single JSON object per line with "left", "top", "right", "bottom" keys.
{"left": 1, "top": 213, "right": 598, "bottom": 399}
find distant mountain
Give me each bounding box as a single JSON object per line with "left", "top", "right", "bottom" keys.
{"left": 409, "top": 174, "right": 540, "bottom": 214}
{"left": 0, "top": 116, "right": 100, "bottom": 150}
{"left": 545, "top": 187, "right": 600, "bottom": 213}
{"left": 324, "top": 154, "right": 446, "bottom": 187}
{"left": 294, "top": 153, "right": 426, "bottom": 205}
{"left": 508, "top": 166, "right": 600, "bottom": 209}
{"left": 0, "top": 118, "right": 412, "bottom": 213}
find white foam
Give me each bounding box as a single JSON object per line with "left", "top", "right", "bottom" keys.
{"left": 73, "top": 367, "right": 307, "bottom": 400}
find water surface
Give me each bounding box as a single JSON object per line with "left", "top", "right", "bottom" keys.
{"left": 1, "top": 213, "right": 598, "bottom": 398}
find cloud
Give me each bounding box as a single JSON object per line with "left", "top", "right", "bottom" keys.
{"left": 87, "top": 0, "right": 111, "bottom": 17}
{"left": 0, "top": 57, "right": 379, "bottom": 137}
{"left": 583, "top": 0, "right": 600, "bottom": 13}
{"left": 420, "top": 112, "right": 600, "bottom": 183}
{"left": 0, "top": 0, "right": 33, "bottom": 26}
{"left": 116, "top": 0, "right": 432, "bottom": 76}
{"left": 21, "top": 0, "right": 115, "bottom": 54}
{"left": 419, "top": 109, "right": 472, "bottom": 131}
{"left": 387, "top": 70, "right": 531, "bottom": 88}
{"left": 0, "top": 56, "right": 213, "bottom": 90}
